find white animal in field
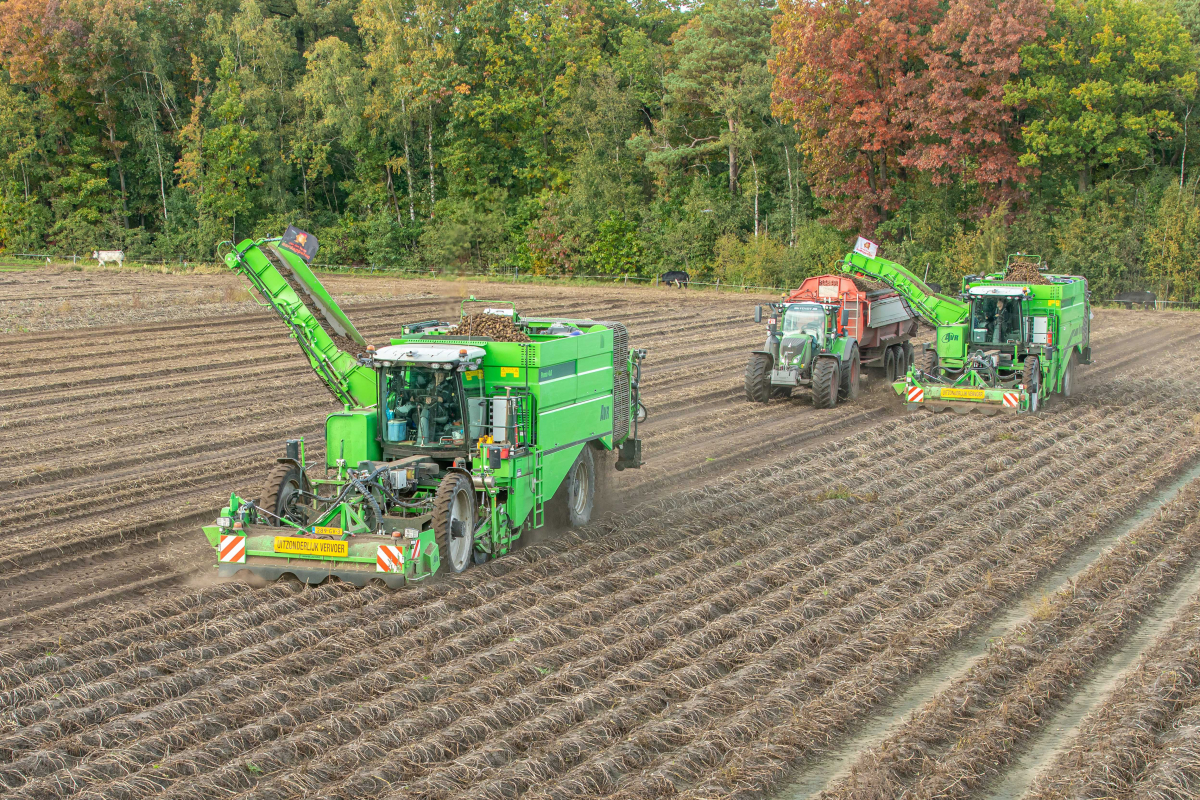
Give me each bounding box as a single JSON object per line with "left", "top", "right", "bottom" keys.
{"left": 93, "top": 249, "right": 124, "bottom": 267}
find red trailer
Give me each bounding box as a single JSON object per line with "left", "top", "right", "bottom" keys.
{"left": 783, "top": 274, "right": 919, "bottom": 380}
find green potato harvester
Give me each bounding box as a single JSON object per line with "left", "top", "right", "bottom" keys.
{"left": 841, "top": 238, "right": 1092, "bottom": 414}
{"left": 204, "top": 229, "right": 646, "bottom": 587}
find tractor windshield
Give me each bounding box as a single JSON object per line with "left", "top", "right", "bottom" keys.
{"left": 382, "top": 366, "right": 466, "bottom": 448}
{"left": 971, "top": 297, "right": 1024, "bottom": 345}
{"left": 782, "top": 305, "right": 825, "bottom": 345}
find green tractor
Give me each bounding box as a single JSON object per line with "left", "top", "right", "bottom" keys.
{"left": 842, "top": 241, "right": 1092, "bottom": 414}
{"left": 746, "top": 273, "right": 919, "bottom": 408}
{"left": 204, "top": 229, "right": 645, "bottom": 587}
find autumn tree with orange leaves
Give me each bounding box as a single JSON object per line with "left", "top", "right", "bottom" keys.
{"left": 772, "top": 0, "right": 1048, "bottom": 234}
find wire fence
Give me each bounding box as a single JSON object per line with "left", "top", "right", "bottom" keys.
{"left": 0, "top": 252, "right": 792, "bottom": 294}
{"left": 6, "top": 251, "right": 1200, "bottom": 307}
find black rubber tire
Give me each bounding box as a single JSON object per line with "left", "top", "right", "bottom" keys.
{"left": 1060, "top": 351, "right": 1076, "bottom": 397}
{"left": 745, "top": 353, "right": 772, "bottom": 403}
{"left": 260, "top": 463, "right": 310, "bottom": 527}
{"left": 884, "top": 347, "right": 897, "bottom": 382}
{"left": 839, "top": 344, "right": 860, "bottom": 401}
{"left": 563, "top": 447, "right": 596, "bottom": 528}
{"left": 923, "top": 347, "right": 939, "bottom": 375}
{"left": 812, "top": 358, "right": 840, "bottom": 409}
{"left": 1023, "top": 355, "right": 1041, "bottom": 412}
{"left": 895, "top": 345, "right": 909, "bottom": 380}
{"left": 432, "top": 472, "right": 476, "bottom": 574}
{"left": 902, "top": 341, "right": 914, "bottom": 370}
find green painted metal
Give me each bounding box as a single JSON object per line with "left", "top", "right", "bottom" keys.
{"left": 208, "top": 235, "right": 644, "bottom": 585}
{"left": 224, "top": 238, "right": 377, "bottom": 408}
{"left": 841, "top": 250, "right": 971, "bottom": 328}
{"left": 851, "top": 246, "right": 1092, "bottom": 414}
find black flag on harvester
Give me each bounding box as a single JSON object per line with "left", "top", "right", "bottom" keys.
{"left": 280, "top": 225, "right": 319, "bottom": 263}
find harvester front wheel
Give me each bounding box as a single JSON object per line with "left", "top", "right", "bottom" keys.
{"left": 839, "top": 344, "right": 860, "bottom": 401}
{"left": 432, "top": 473, "right": 476, "bottom": 574}
{"left": 812, "top": 358, "right": 839, "bottom": 409}
{"left": 745, "top": 353, "right": 772, "bottom": 403}
{"left": 1023, "top": 356, "right": 1042, "bottom": 413}
{"left": 260, "top": 463, "right": 311, "bottom": 527}
{"left": 564, "top": 447, "right": 596, "bottom": 528}
{"left": 923, "top": 347, "right": 939, "bottom": 375}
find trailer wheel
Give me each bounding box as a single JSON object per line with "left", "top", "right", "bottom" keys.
{"left": 902, "top": 341, "right": 914, "bottom": 370}
{"left": 1060, "top": 352, "right": 1076, "bottom": 398}
{"left": 745, "top": 353, "right": 772, "bottom": 403}
{"left": 260, "top": 463, "right": 311, "bottom": 527}
{"left": 432, "top": 473, "right": 476, "bottom": 574}
{"left": 839, "top": 344, "right": 860, "bottom": 401}
{"left": 1023, "top": 356, "right": 1042, "bottom": 413}
{"left": 895, "top": 345, "right": 909, "bottom": 379}
{"left": 884, "top": 347, "right": 897, "bottom": 382}
{"left": 564, "top": 447, "right": 596, "bottom": 527}
{"left": 812, "top": 358, "right": 839, "bottom": 409}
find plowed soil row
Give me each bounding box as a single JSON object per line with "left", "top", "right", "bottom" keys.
{"left": 2, "top": 268, "right": 1200, "bottom": 800}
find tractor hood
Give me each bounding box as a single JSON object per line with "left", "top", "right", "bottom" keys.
{"left": 373, "top": 343, "right": 486, "bottom": 367}
{"left": 778, "top": 333, "right": 814, "bottom": 366}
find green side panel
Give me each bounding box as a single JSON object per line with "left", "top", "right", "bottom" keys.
{"left": 935, "top": 323, "right": 969, "bottom": 361}
{"left": 326, "top": 408, "right": 382, "bottom": 468}
{"left": 226, "top": 239, "right": 377, "bottom": 408}
{"left": 842, "top": 251, "right": 970, "bottom": 328}
{"left": 203, "top": 524, "right": 221, "bottom": 546}
{"left": 576, "top": 352, "right": 613, "bottom": 400}
{"left": 504, "top": 453, "right": 538, "bottom": 528}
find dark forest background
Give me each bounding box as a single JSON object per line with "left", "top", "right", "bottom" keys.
{"left": 3, "top": 0, "right": 1200, "bottom": 298}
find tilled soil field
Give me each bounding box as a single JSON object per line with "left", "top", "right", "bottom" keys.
{"left": 2, "top": 269, "right": 1200, "bottom": 800}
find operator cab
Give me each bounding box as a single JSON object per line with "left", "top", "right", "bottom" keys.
{"left": 781, "top": 303, "right": 826, "bottom": 346}
{"left": 373, "top": 344, "right": 486, "bottom": 458}
{"left": 970, "top": 296, "right": 1026, "bottom": 346}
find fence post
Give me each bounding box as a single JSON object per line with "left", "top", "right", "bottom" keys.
{"left": 715, "top": 278, "right": 720, "bottom": 291}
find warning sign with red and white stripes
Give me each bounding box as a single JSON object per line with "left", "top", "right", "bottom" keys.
{"left": 906, "top": 386, "right": 924, "bottom": 403}
{"left": 409, "top": 538, "right": 422, "bottom": 563}
{"left": 1003, "top": 392, "right": 1021, "bottom": 408}
{"left": 377, "top": 545, "right": 404, "bottom": 573}
{"left": 219, "top": 534, "right": 246, "bottom": 563}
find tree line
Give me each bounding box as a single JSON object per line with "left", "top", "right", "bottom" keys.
{"left": 2, "top": 0, "right": 1200, "bottom": 299}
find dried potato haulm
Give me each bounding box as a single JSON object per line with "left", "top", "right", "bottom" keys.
{"left": 448, "top": 313, "right": 532, "bottom": 342}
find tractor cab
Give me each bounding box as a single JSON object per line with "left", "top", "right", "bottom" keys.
{"left": 965, "top": 285, "right": 1033, "bottom": 369}
{"left": 776, "top": 303, "right": 827, "bottom": 369}
{"left": 373, "top": 344, "right": 487, "bottom": 460}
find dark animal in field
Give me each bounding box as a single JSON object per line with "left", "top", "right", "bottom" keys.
{"left": 660, "top": 270, "right": 689, "bottom": 288}
{"left": 1114, "top": 290, "right": 1156, "bottom": 309}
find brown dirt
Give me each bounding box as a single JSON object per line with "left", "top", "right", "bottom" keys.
{"left": 0, "top": 268, "right": 1197, "bottom": 800}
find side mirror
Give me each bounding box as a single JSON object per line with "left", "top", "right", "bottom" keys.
{"left": 755, "top": 306, "right": 763, "bottom": 323}
{"left": 840, "top": 308, "right": 851, "bottom": 328}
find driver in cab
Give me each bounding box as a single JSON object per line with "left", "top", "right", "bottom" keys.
{"left": 989, "top": 299, "right": 1017, "bottom": 344}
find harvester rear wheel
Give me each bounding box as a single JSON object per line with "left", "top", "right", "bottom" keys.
{"left": 812, "top": 358, "right": 839, "bottom": 409}
{"left": 839, "top": 344, "right": 860, "bottom": 401}
{"left": 745, "top": 353, "right": 772, "bottom": 403}
{"left": 1023, "top": 356, "right": 1042, "bottom": 412}
{"left": 564, "top": 447, "right": 596, "bottom": 528}
{"left": 260, "top": 463, "right": 311, "bottom": 527}
{"left": 1060, "top": 352, "right": 1076, "bottom": 397}
{"left": 432, "top": 473, "right": 476, "bottom": 574}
